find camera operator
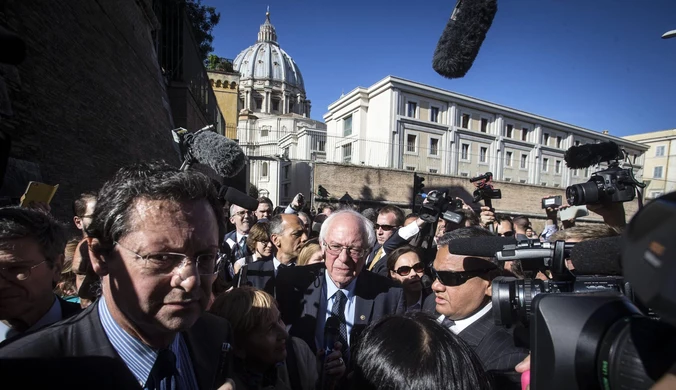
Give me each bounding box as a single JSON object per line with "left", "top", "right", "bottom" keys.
{"left": 430, "top": 226, "right": 528, "bottom": 389}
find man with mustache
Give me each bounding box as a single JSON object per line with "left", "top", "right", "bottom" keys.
{"left": 0, "top": 162, "right": 234, "bottom": 389}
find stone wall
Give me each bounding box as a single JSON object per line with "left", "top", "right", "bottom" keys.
{"left": 313, "top": 162, "right": 640, "bottom": 232}
{"left": 0, "top": 0, "right": 178, "bottom": 225}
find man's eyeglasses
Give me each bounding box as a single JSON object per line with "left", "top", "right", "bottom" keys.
{"left": 0, "top": 260, "right": 48, "bottom": 281}
{"left": 322, "top": 241, "right": 368, "bottom": 258}
{"left": 431, "top": 267, "right": 496, "bottom": 287}
{"left": 394, "top": 262, "right": 424, "bottom": 277}
{"left": 234, "top": 210, "right": 253, "bottom": 218}
{"left": 375, "top": 224, "right": 397, "bottom": 231}
{"left": 114, "top": 241, "right": 221, "bottom": 276}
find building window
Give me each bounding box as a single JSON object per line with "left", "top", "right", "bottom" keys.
{"left": 282, "top": 183, "right": 290, "bottom": 198}
{"left": 254, "top": 97, "right": 263, "bottom": 111}
{"left": 461, "top": 114, "right": 470, "bottom": 129}
{"left": 573, "top": 169, "right": 578, "bottom": 176}
{"left": 261, "top": 162, "right": 268, "bottom": 178}
{"left": 461, "top": 143, "right": 470, "bottom": 160}
{"left": 343, "top": 115, "right": 352, "bottom": 136}
{"left": 584, "top": 168, "right": 590, "bottom": 177}
{"left": 342, "top": 143, "right": 352, "bottom": 163}
{"left": 543, "top": 133, "right": 549, "bottom": 146}
{"left": 405, "top": 166, "right": 416, "bottom": 171}
{"left": 505, "top": 151, "right": 513, "bottom": 167}
{"left": 460, "top": 172, "right": 469, "bottom": 177}
{"left": 479, "top": 147, "right": 487, "bottom": 163}
{"left": 429, "top": 168, "right": 438, "bottom": 173}
{"left": 541, "top": 182, "right": 547, "bottom": 186}
{"left": 480, "top": 118, "right": 488, "bottom": 133}
{"left": 519, "top": 179, "right": 527, "bottom": 184}
{"left": 261, "top": 126, "right": 269, "bottom": 137}
{"left": 315, "top": 138, "right": 326, "bottom": 152}
{"left": 654, "top": 166, "right": 664, "bottom": 178}
{"left": 505, "top": 124, "right": 513, "bottom": 138}
{"left": 520, "top": 154, "right": 527, "bottom": 169}
{"left": 504, "top": 177, "right": 512, "bottom": 182}
{"left": 556, "top": 136, "right": 562, "bottom": 148}
{"left": 272, "top": 99, "right": 280, "bottom": 112}
{"left": 430, "top": 107, "right": 439, "bottom": 123}
{"left": 542, "top": 158, "right": 549, "bottom": 172}
{"left": 555, "top": 160, "right": 562, "bottom": 174}
{"left": 429, "top": 138, "right": 439, "bottom": 156}
{"left": 289, "top": 102, "right": 295, "bottom": 113}
{"left": 656, "top": 146, "right": 665, "bottom": 157}
{"left": 407, "top": 134, "right": 417, "bottom": 153}
{"left": 522, "top": 128, "right": 529, "bottom": 142}
{"left": 575, "top": 140, "right": 581, "bottom": 147}
{"left": 554, "top": 183, "right": 561, "bottom": 188}
{"left": 651, "top": 191, "right": 664, "bottom": 198}
{"left": 282, "top": 165, "right": 290, "bottom": 180}
{"left": 407, "top": 102, "right": 417, "bottom": 118}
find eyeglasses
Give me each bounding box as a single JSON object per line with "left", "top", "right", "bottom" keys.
{"left": 114, "top": 241, "right": 221, "bottom": 276}
{"left": 375, "top": 224, "right": 397, "bottom": 231}
{"left": 234, "top": 210, "right": 253, "bottom": 217}
{"left": 394, "top": 262, "right": 425, "bottom": 276}
{"left": 431, "top": 267, "right": 496, "bottom": 287}
{"left": 0, "top": 260, "right": 48, "bottom": 281}
{"left": 322, "top": 241, "right": 368, "bottom": 258}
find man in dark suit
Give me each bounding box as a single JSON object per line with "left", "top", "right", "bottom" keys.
{"left": 364, "top": 205, "right": 404, "bottom": 274}
{"left": 430, "top": 227, "right": 528, "bottom": 389}
{"left": 276, "top": 210, "right": 405, "bottom": 360}
{"left": 0, "top": 162, "right": 234, "bottom": 390}
{"left": 0, "top": 207, "right": 81, "bottom": 343}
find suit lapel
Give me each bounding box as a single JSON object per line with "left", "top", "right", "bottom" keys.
{"left": 458, "top": 309, "right": 493, "bottom": 348}
{"left": 183, "top": 316, "right": 229, "bottom": 390}
{"left": 303, "top": 267, "right": 324, "bottom": 321}
{"left": 353, "top": 274, "right": 374, "bottom": 329}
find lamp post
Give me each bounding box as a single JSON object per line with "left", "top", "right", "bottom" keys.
{"left": 662, "top": 29, "right": 676, "bottom": 39}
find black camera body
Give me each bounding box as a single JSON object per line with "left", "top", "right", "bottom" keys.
{"left": 566, "top": 163, "right": 637, "bottom": 206}
{"left": 419, "top": 191, "right": 464, "bottom": 224}
{"left": 470, "top": 172, "right": 501, "bottom": 205}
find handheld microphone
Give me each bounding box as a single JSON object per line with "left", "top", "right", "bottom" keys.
{"left": 432, "top": 0, "right": 498, "bottom": 79}
{"left": 320, "top": 316, "right": 340, "bottom": 389}
{"left": 172, "top": 125, "right": 248, "bottom": 178}
{"left": 570, "top": 236, "right": 623, "bottom": 276}
{"left": 446, "top": 236, "right": 517, "bottom": 257}
{"left": 564, "top": 141, "right": 624, "bottom": 169}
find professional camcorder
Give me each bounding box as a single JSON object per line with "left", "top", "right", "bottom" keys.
{"left": 419, "top": 190, "right": 464, "bottom": 224}
{"left": 564, "top": 141, "right": 645, "bottom": 206}
{"left": 470, "top": 172, "right": 501, "bottom": 206}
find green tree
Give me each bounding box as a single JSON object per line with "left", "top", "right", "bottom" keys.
{"left": 207, "top": 54, "right": 234, "bottom": 72}
{"left": 183, "top": 0, "right": 220, "bottom": 62}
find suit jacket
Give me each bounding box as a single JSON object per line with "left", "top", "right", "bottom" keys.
{"left": 457, "top": 308, "right": 529, "bottom": 390}
{"left": 224, "top": 230, "right": 252, "bottom": 260}
{"left": 58, "top": 296, "right": 82, "bottom": 319}
{"left": 235, "top": 258, "right": 277, "bottom": 296}
{"left": 0, "top": 300, "right": 233, "bottom": 390}
{"left": 366, "top": 230, "right": 410, "bottom": 277}
{"left": 275, "top": 263, "right": 405, "bottom": 354}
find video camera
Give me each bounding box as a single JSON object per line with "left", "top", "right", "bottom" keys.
{"left": 419, "top": 190, "right": 464, "bottom": 224}
{"left": 564, "top": 141, "right": 645, "bottom": 206}
{"left": 470, "top": 172, "right": 501, "bottom": 206}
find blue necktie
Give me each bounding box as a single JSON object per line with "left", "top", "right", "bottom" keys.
{"left": 331, "top": 290, "right": 349, "bottom": 361}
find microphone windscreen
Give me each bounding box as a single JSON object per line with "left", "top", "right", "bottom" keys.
{"left": 570, "top": 236, "right": 623, "bottom": 276}
{"left": 324, "top": 316, "right": 340, "bottom": 350}
{"left": 225, "top": 187, "right": 259, "bottom": 211}
{"left": 446, "top": 236, "right": 516, "bottom": 257}
{"left": 564, "top": 142, "right": 623, "bottom": 169}
{"left": 190, "top": 130, "right": 248, "bottom": 178}
{"left": 432, "top": 0, "right": 498, "bottom": 79}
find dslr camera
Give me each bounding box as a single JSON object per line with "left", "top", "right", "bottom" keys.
{"left": 564, "top": 141, "right": 645, "bottom": 206}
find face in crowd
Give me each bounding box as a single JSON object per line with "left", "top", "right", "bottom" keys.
{"left": 321, "top": 211, "right": 374, "bottom": 288}
{"left": 230, "top": 204, "right": 254, "bottom": 234}
{"left": 271, "top": 214, "right": 308, "bottom": 262}
{"left": 375, "top": 211, "right": 399, "bottom": 245}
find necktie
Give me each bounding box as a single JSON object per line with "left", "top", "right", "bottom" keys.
{"left": 368, "top": 247, "right": 384, "bottom": 271}
{"left": 278, "top": 262, "right": 295, "bottom": 269}
{"left": 146, "top": 349, "right": 177, "bottom": 390}
{"left": 331, "top": 290, "right": 349, "bottom": 361}
{"left": 235, "top": 236, "right": 247, "bottom": 259}
{"left": 441, "top": 316, "right": 456, "bottom": 329}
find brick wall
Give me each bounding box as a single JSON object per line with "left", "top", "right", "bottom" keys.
{"left": 0, "top": 0, "right": 179, "bottom": 226}
{"left": 313, "top": 162, "right": 640, "bottom": 232}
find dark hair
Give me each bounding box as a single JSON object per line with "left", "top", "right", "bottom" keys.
{"left": 437, "top": 226, "right": 495, "bottom": 247}
{"left": 512, "top": 216, "right": 530, "bottom": 230}
{"left": 72, "top": 191, "right": 97, "bottom": 217}
{"left": 0, "top": 207, "right": 68, "bottom": 266}
{"left": 352, "top": 312, "right": 492, "bottom": 390}
{"left": 378, "top": 205, "right": 405, "bottom": 227}
{"left": 361, "top": 208, "right": 378, "bottom": 224}
{"left": 86, "top": 161, "right": 225, "bottom": 251}
{"left": 385, "top": 245, "right": 423, "bottom": 274}
{"left": 257, "top": 196, "right": 273, "bottom": 208}
{"left": 461, "top": 209, "right": 480, "bottom": 226}
{"left": 494, "top": 213, "right": 513, "bottom": 226}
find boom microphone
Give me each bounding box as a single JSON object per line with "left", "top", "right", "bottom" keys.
{"left": 432, "top": 0, "right": 498, "bottom": 79}
{"left": 564, "top": 141, "right": 624, "bottom": 169}
{"left": 570, "top": 236, "right": 623, "bottom": 276}
{"left": 172, "top": 126, "right": 248, "bottom": 178}
{"left": 224, "top": 186, "right": 259, "bottom": 211}
{"left": 446, "top": 236, "right": 516, "bottom": 257}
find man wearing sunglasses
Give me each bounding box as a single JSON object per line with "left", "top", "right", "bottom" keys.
{"left": 0, "top": 162, "right": 235, "bottom": 389}
{"left": 431, "top": 227, "right": 528, "bottom": 389}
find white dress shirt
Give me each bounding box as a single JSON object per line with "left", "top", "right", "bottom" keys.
{"left": 437, "top": 302, "right": 493, "bottom": 335}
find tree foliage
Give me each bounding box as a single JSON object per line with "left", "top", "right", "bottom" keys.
{"left": 183, "top": 0, "right": 220, "bottom": 63}
{"left": 207, "top": 54, "right": 234, "bottom": 72}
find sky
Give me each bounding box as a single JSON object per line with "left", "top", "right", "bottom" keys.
{"left": 203, "top": 0, "right": 676, "bottom": 137}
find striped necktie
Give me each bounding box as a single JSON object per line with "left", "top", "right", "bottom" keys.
{"left": 368, "top": 247, "right": 385, "bottom": 271}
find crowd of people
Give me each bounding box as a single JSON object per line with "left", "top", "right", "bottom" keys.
{"left": 0, "top": 160, "right": 629, "bottom": 389}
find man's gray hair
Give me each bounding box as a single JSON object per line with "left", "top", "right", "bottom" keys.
{"left": 268, "top": 214, "right": 287, "bottom": 236}
{"left": 0, "top": 207, "right": 68, "bottom": 266}
{"left": 319, "top": 210, "right": 376, "bottom": 249}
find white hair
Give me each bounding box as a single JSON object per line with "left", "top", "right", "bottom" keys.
{"left": 319, "top": 209, "right": 376, "bottom": 249}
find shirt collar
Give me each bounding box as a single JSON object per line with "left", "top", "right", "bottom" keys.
{"left": 445, "top": 302, "right": 492, "bottom": 334}
{"left": 236, "top": 232, "right": 247, "bottom": 243}
{"left": 325, "top": 271, "right": 357, "bottom": 300}
{"left": 28, "top": 295, "right": 62, "bottom": 332}
{"left": 405, "top": 293, "right": 423, "bottom": 312}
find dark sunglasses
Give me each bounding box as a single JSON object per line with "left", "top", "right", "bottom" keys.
{"left": 394, "top": 262, "right": 425, "bottom": 276}
{"left": 375, "top": 224, "right": 397, "bottom": 231}
{"left": 431, "top": 267, "right": 496, "bottom": 287}
{"left": 499, "top": 231, "right": 514, "bottom": 237}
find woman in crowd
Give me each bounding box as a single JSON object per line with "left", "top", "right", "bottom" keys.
{"left": 386, "top": 246, "right": 427, "bottom": 312}
{"left": 297, "top": 238, "right": 323, "bottom": 266}
{"left": 54, "top": 238, "right": 80, "bottom": 303}
{"left": 233, "top": 221, "right": 273, "bottom": 275}
{"left": 352, "top": 312, "right": 492, "bottom": 390}
{"left": 209, "top": 286, "right": 345, "bottom": 390}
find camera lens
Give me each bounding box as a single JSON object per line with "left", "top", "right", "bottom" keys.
{"left": 492, "top": 277, "right": 546, "bottom": 327}
{"left": 566, "top": 180, "right": 601, "bottom": 205}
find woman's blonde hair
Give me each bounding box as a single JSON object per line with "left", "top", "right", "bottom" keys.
{"left": 209, "top": 286, "right": 278, "bottom": 344}
{"left": 297, "top": 238, "right": 322, "bottom": 266}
